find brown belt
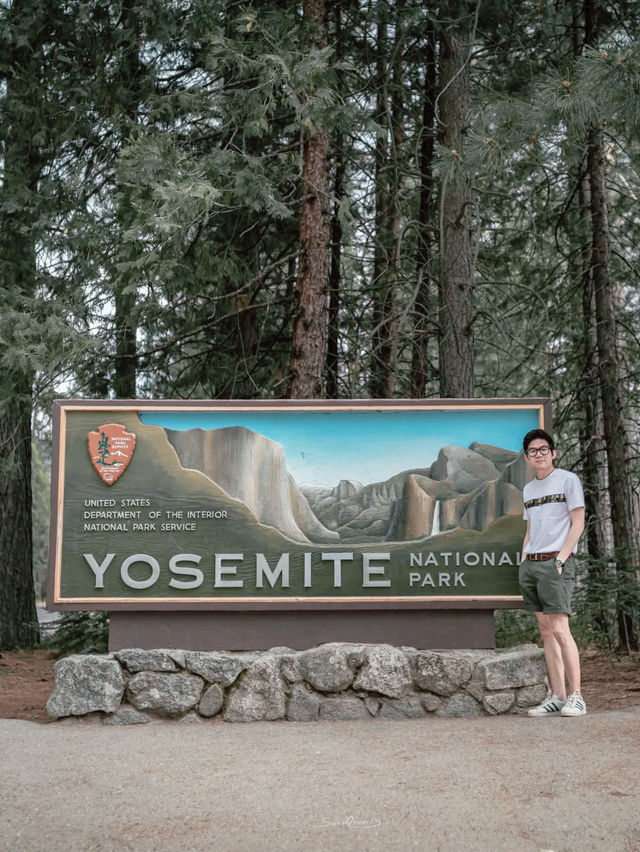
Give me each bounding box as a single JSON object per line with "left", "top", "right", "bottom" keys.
{"left": 527, "top": 551, "right": 559, "bottom": 561}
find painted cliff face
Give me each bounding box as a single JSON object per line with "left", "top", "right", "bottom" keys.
{"left": 164, "top": 425, "right": 532, "bottom": 546}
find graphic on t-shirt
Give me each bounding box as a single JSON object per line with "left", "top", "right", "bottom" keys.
{"left": 523, "top": 494, "right": 566, "bottom": 510}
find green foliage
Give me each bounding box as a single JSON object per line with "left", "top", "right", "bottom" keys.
{"left": 2, "top": 0, "right": 640, "bottom": 647}
{"left": 494, "top": 610, "right": 541, "bottom": 649}
{"left": 496, "top": 558, "right": 640, "bottom": 653}
{"left": 572, "top": 558, "right": 640, "bottom": 653}
{"left": 42, "top": 612, "right": 109, "bottom": 655}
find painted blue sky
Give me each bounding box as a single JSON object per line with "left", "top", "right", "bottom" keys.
{"left": 140, "top": 408, "right": 539, "bottom": 487}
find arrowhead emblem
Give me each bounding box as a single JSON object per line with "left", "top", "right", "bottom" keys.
{"left": 87, "top": 423, "right": 136, "bottom": 485}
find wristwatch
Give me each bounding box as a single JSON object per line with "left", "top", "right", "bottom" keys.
{"left": 555, "top": 558, "right": 564, "bottom": 572}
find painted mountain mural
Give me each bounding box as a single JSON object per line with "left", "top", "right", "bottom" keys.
{"left": 165, "top": 426, "right": 530, "bottom": 545}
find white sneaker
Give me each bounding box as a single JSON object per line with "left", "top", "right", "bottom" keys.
{"left": 527, "top": 694, "right": 565, "bottom": 716}
{"left": 560, "top": 692, "right": 587, "bottom": 716}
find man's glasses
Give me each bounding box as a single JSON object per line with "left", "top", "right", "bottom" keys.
{"left": 526, "top": 446, "right": 551, "bottom": 457}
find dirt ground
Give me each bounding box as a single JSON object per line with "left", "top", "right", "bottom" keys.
{"left": 0, "top": 647, "right": 638, "bottom": 722}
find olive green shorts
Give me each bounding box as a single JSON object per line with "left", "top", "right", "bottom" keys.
{"left": 518, "top": 556, "right": 576, "bottom": 615}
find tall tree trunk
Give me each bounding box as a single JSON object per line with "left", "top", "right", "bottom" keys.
{"left": 410, "top": 19, "right": 437, "bottom": 398}
{"left": 290, "top": 0, "right": 330, "bottom": 399}
{"left": 234, "top": 244, "right": 260, "bottom": 398}
{"left": 576, "top": 171, "right": 613, "bottom": 639}
{"left": 0, "top": 0, "right": 40, "bottom": 648}
{"left": 326, "top": 1, "right": 345, "bottom": 399}
{"left": 113, "top": 0, "right": 143, "bottom": 399}
{"left": 438, "top": 6, "right": 474, "bottom": 398}
{"left": 583, "top": 0, "right": 638, "bottom": 650}
{"left": 0, "top": 382, "right": 37, "bottom": 649}
{"left": 326, "top": 155, "right": 344, "bottom": 399}
{"left": 588, "top": 126, "right": 639, "bottom": 651}
{"left": 369, "top": 0, "right": 403, "bottom": 398}
{"left": 114, "top": 286, "right": 138, "bottom": 398}
{"left": 568, "top": 1, "right": 611, "bottom": 639}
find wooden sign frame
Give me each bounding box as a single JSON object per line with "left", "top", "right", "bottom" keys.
{"left": 47, "top": 398, "right": 550, "bottom": 613}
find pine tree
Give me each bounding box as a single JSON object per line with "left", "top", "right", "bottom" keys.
{"left": 290, "top": 0, "right": 331, "bottom": 398}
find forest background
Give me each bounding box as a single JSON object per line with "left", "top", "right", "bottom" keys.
{"left": 1, "top": 0, "right": 639, "bottom": 652}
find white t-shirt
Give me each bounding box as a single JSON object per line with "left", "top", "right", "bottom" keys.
{"left": 522, "top": 467, "right": 585, "bottom": 554}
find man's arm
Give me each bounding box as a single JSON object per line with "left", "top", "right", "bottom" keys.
{"left": 557, "top": 507, "right": 585, "bottom": 565}
{"left": 521, "top": 521, "right": 530, "bottom": 564}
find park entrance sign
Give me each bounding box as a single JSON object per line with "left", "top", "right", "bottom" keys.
{"left": 48, "top": 399, "right": 548, "bottom": 625}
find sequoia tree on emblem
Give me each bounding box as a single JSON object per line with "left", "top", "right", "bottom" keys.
{"left": 87, "top": 423, "right": 136, "bottom": 485}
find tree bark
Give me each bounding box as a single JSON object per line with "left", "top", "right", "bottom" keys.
{"left": 0, "top": 383, "right": 37, "bottom": 649}
{"left": 369, "top": 0, "right": 403, "bottom": 398}
{"left": 583, "top": 0, "right": 638, "bottom": 650}
{"left": 438, "top": 7, "right": 474, "bottom": 398}
{"left": 567, "top": 1, "right": 611, "bottom": 639}
{"left": 113, "top": 0, "right": 143, "bottom": 399}
{"left": 326, "top": 1, "right": 345, "bottom": 399}
{"left": 290, "top": 0, "right": 331, "bottom": 399}
{"left": 410, "top": 19, "right": 437, "bottom": 398}
{"left": 588, "top": 126, "right": 639, "bottom": 651}
{"left": 0, "top": 0, "right": 40, "bottom": 648}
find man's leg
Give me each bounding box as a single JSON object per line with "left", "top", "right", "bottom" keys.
{"left": 547, "top": 613, "right": 581, "bottom": 695}
{"left": 535, "top": 612, "right": 566, "bottom": 699}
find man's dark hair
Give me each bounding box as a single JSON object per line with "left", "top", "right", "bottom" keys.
{"left": 523, "top": 428, "right": 555, "bottom": 453}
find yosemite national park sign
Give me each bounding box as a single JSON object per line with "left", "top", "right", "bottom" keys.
{"left": 48, "top": 399, "right": 549, "bottom": 609}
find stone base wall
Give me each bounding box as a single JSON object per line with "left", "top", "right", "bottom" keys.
{"left": 46, "top": 643, "right": 548, "bottom": 725}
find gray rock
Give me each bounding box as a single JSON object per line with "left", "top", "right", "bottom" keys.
{"left": 353, "top": 645, "right": 412, "bottom": 698}
{"left": 420, "top": 693, "right": 443, "bottom": 713}
{"left": 237, "top": 652, "right": 261, "bottom": 667}
{"left": 168, "top": 650, "right": 186, "bottom": 668}
{"left": 280, "top": 654, "right": 303, "bottom": 683}
{"left": 437, "top": 693, "right": 483, "bottom": 718}
{"left": 180, "top": 711, "right": 203, "bottom": 724}
{"left": 364, "top": 696, "right": 381, "bottom": 716}
{"left": 298, "top": 644, "right": 356, "bottom": 692}
{"left": 223, "top": 656, "right": 286, "bottom": 722}
{"left": 345, "top": 645, "right": 365, "bottom": 668}
{"left": 198, "top": 684, "right": 224, "bottom": 717}
{"left": 46, "top": 655, "right": 125, "bottom": 718}
{"left": 464, "top": 673, "right": 486, "bottom": 702}
{"left": 414, "top": 651, "right": 474, "bottom": 696}
{"left": 127, "top": 672, "right": 204, "bottom": 717}
{"left": 103, "top": 706, "right": 151, "bottom": 726}
{"left": 318, "top": 696, "right": 371, "bottom": 721}
{"left": 477, "top": 647, "right": 546, "bottom": 690}
{"left": 114, "top": 649, "right": 180, "bottom": 673}
{"left": 378, "top": 696, "right": 426, "bottom": 720}
{"left": 483, "top": 692, "right": 515, "bottom": 715}
{"left": 400, "top": 646, "right": 418, "bottom": 663}
{"left": 56, "top": 713, "right": 102, "bottom": 725}
{"left": 455, "top": 649, "right": 497, "bottom": 662}
{"left": 516, "top": 683, "right": 548, "bottom": 707}
{"left": 184, "top": 651, "right": 249, "bottom": 686}
{"left": 286, "top": 684, "right": 320, "bottom": 722}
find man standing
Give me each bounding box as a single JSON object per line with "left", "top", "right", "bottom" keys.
{"left": 519, "top": 428, "right": 587, "bottom": 716}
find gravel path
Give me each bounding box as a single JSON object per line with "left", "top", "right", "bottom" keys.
{"left": 1, "top": 709, "right": 639, "bottom": 851}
